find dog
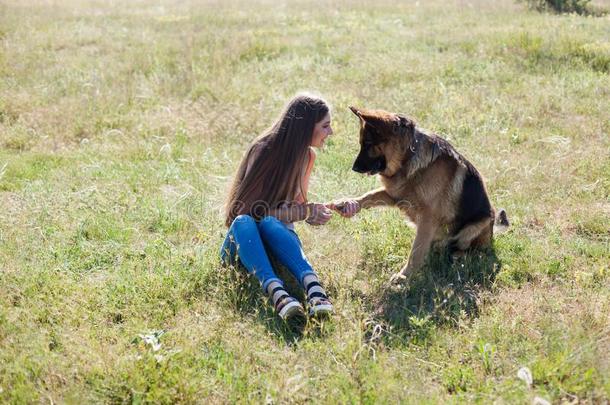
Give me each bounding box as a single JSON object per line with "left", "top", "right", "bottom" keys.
{"left": 343, "top": 106, "right": 508, "bottom": 283}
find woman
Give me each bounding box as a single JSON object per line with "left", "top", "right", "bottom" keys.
{"left": 221, "top": 93, "right": 360, "bottom": 322}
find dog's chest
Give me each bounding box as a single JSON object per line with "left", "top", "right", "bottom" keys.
{"left": 382, "top": 174, "right": 421, "bottom": 200}
{"left": 381, "top": 176, "right": 424, "bottom": 219}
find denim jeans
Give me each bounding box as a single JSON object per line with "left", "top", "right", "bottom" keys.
{"left": 220, "top": 215, "right": 316, "bottom": 292}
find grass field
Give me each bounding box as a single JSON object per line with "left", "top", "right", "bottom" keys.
{"left": 1, "top": 0, "right": 609, "bottom": 403}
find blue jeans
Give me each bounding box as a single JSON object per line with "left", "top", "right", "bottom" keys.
{"left": 220, "top": 215, "right": 316, "bottom": 292}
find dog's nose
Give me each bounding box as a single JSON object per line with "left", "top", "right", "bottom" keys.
{"left": 352, "top": 162, "right": 367, "bottom": 173}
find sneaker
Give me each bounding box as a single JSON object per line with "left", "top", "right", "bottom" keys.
{"left": 308, "top": 297, "right": 334, "bottom": 318}
{"left": 277, "top": 296, "right": 306, "bottom": 321}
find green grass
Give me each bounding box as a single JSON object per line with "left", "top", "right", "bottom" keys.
{"left": 1, "top": 0, "right": 609, "bottom": 402}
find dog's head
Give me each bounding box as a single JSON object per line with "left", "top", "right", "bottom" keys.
{"left": 349, "top": 106, "right": 416, "bottom": 177}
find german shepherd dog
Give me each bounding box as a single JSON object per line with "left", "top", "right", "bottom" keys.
{"left": 346, "top": 106, "right": 508, "bottom": 283}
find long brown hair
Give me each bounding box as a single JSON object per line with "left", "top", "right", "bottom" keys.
{"left": 225, "top": 93, "right": 330, "bottom": 227}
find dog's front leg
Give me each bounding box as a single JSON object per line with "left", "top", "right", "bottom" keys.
{"left": 355, "top": 188, "right": 396, "bottom": 209}
{"left": 391, "top": 219, "right": 436, "bottom": 284}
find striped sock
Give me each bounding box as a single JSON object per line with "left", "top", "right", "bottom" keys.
{"left": 303, "top": 274, "right": 330, "bottom": 304}
{"left": 266, "top": 281, "right": 305, "bottom": 321}
{"left": 266, "top": 281, "right": 288, "bottom": 308}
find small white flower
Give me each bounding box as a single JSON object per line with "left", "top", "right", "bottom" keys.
{"left": 160, "top": 143, "right": 172, "bottom": 156}
{"left": 533, "top": 397, "right": 550, "bottom": 405}
{"left": 138, "top": 330, "right": 165, "bottom": 352}
{"left": 517, "top": 366, "right": 533, "bottom": 387}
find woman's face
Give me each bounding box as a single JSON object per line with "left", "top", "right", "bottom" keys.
{"left": 311, "top": 113, "right": 333, "bottom": 148}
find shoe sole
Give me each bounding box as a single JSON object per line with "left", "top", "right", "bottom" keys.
{"left": 279, "top": 301, "right": 306, "bottom": 321}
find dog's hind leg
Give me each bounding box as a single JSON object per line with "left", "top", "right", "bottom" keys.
{"left": 448, "top": 217, "right": 493, "bottom": 253}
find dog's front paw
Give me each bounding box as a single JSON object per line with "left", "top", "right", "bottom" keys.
{"left": 389, "top": 272, "right": 408, "bottom": 285}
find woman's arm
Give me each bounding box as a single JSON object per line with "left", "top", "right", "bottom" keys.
{"left": 266, "top": 202, "right": 332, "bottom": 226}
{"left": 266, "top": 204, "right": 308, "bottom": 223}
{"left": 244, "top": 146, "right": 329, "bottom": 224}
{"left": 270, "top": 147, "right": 317, "bottom": 223}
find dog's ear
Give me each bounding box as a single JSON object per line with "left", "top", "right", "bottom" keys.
{"left": 394, "top": 114, "right": 415, "bottom": 135}
{"left": 349, "top": 106, "right": 363, "bottom": 118}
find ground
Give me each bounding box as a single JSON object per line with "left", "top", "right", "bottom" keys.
{"left": 0, "top": 0, "right": 609, "bottom": 403}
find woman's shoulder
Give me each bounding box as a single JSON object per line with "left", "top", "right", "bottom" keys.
{"left": 250, "top": 140, "right": 269, "bottom": 155}
{"left": 302, "top": 147, "right": 316, "bottom": 177}
{"left": 246, "top": 141, "right": 270, "bottom": 163}
{"left": 244, "top": 141, "right": 269, "bottom": 176}
{"left": 307, "top": 146, "right": 317, "bottom": 165}
{"left": 308, "top": 146, "right": 317, "bottom": 159}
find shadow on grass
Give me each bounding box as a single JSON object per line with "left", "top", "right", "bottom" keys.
{"left": 368, "top": 247, "right": 501, "bottom": 346}
{"left": 221, "top": 258, "right": 330, "bottom": 344}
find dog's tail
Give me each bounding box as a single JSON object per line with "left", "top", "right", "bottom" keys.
{"left": 493, "top": 208, "right": 510, "bottom": 234}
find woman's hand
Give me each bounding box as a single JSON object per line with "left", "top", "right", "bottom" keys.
{"left": 329, "top": 199, "right": 360, "bottom": 218}
{"left": 305, "top": 203, "right": 333, "bottom": 226}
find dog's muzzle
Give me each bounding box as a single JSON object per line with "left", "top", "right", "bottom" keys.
{"left": 352, "top": 161, "right": 368, "bottom": 173}
{"left": 352, "top": 158, "right": 385, "bottom": 175}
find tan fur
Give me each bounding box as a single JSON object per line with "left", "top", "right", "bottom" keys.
{"left": 451, "top": 217, "right": 492, "bottom": 249}
{"left": 348, "top": 106, "right": 506, "bottom": 282}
